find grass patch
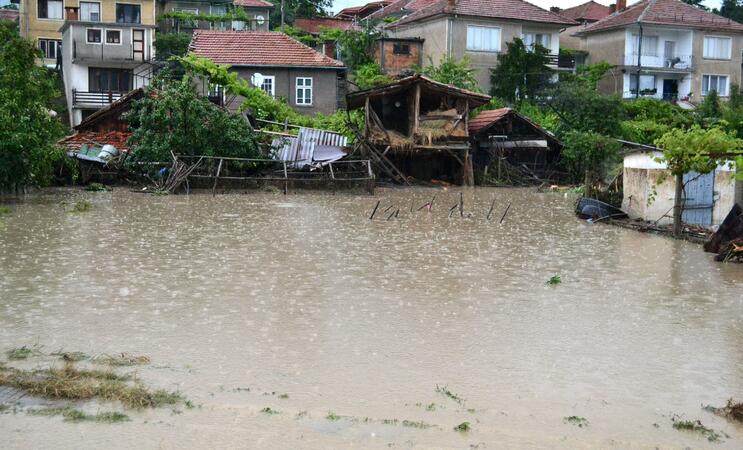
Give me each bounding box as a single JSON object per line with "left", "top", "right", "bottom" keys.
{"left": 84, "top": 183, "right": 112, "bottom": 192}
{"left": 380, "top": 418, "right": 399, "bottom": 425}
{"left": 93, "top": 353, "right": 150, "bottom": 367}
{"left": 50, "top": 351, "right": 89, "bottom": 362}
{"left": 6, "top": 345, "right": 41, "bottom": 360}
{"left": 671, "top": 416, "right": 725, "bottom": 442}
{"left": 402, "top": 419, "right": 433, "bottom": 429}
{"left": 71, "top": 200, "right": 93, "bottom": 213}
{"left": 436, "top": 385, "right": 464, "bottom": 405}
{"left": 260, "top": 407, "right": 279, "bottom": 415}
{"left": 28, "top": 406, "right": 130, "bottom": 423}
{"left": 703, "top": 398, "right": 743, "bottom": 423}
{"left": 546, "top": 275, "right": 562, "bottom": 285}
{"left": 453, "top": 421, "right": 471, "bottom": 432}
{"left": 0, "top": 363, "right": 183, "bottom": 409}
{"left": 326, "top": 412, "right": 342, "bottom": 421}
{"left": 563, "top": 416, "right": 589, "bottom": 427}
{"left": 278, "top": 393, "right": 289, "bottom": 399}
{"left": 0, "top": 206, "right": 11, "bottom": 216}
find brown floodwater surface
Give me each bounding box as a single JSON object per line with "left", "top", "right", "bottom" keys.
{"left": 1, "top": 187, "right": 742, "bottom": 449}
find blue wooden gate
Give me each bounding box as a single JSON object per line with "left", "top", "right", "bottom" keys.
{"left": 681, "top": 171, "right": 715, "bottom": 226}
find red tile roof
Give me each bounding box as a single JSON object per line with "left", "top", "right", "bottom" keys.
{"left": 469, "top": 108, "right": 512, "bottom": 134}
{"left": 576, "top": 0, "right": 743, "bottom": 34}
{"left": 233, "top": 0, "right": 274, "bottom": 8}
{"left": 189, "top": 31, "right": 345, "bottom": 68}
{"left": 368, "top": 0, "right": 439, "bottom": 19}
{"left": 560, "top": 1, "right": 611, "bottom": 22}
{"left": 336, "top": 1, "right": 391, "bottom": 19}
{"left": 388, "top": 0, "right": 578, "bottom": 27}
{"left": 294, "top": 17, "right": 359, "bottom": 34}
{"left": 0, "top": 8, "right": 19, "bottom": 21}
{"left": 59, "top": 131, "right": 132, "bottom": 152}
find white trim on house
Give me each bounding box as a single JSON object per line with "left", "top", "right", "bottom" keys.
{"left": 295, "top": 77, "right": 313, "bottom": 106}
{"left": 86, "top": 27, "right": 103, "bottom": 44}
{"left": 105, "top": 29, "right": 123, "bottom": 45}
{"left": 260, "top": 75, "right": 276, "bottom": 98}
{"left": 702, "top": 35, "right": 732, "bottom": 60}
{"left": 466, "top": 24, "right": 501, "bottom": 52}
{"left": 701, "top": 73, "right": 730, "bottom": 96}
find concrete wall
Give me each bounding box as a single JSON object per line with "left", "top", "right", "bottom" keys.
{"left": 66, "top": 22, "right": 154, "bottom": 62}
{"left": 388, "top": 17, "right": 449, "bottom": 67}
{"left": 691, "top": 31, "right": 743, "bottom": 103}
{"left": 622, "top": 151, "right": 737, "bottom": 226}
{"left": 225, "top": 67, "right": 343, "bottom": 116}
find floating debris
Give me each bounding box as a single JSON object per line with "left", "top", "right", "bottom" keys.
{"left": 703, "top": 399, "right": 743, "bottom": 423}
{"left": 563, "top": 416, "right": 589, "bottom": 427}
{"left": 453, "top": 421, "right": 471, "bottom": 432}
{"left": 93, "top": 353, "right": 151, "bottom": 367}
{"left": 435, "top": 385, "right": 465, "bottom": 405}
{"left": 546, "top": 275, "right": 562, "bottom": 285}
{"left": 28, "top": 407, "right": 129, "bottom": 424}
{"left": 671, "top": 416, "right": 725, "bottom": 442}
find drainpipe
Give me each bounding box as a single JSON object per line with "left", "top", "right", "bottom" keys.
{"left": 635, "top": 23, "right": 642, "bottom": 99}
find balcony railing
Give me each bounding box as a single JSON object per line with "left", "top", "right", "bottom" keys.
{"left": 623, "top": 53, "right": 693, "bottom": 70}
{"left": 546, "top": 54, "right": 575, "bottom": 69}
{"left": 72, "top": 90, "right": 125, "bottom": 106}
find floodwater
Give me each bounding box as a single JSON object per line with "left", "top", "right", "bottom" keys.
{"left": 1, "top": 187, "right": 742, "bottom": 449}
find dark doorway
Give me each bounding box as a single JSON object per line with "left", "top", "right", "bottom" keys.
{"left": 663, "top": 79, "right": 678, "bottom": 101}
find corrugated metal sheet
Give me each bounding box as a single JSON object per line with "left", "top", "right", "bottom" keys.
{"left": 271, "top": 127, "right": 348, "bottom": 168}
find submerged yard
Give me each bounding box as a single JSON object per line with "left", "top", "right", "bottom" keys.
{"left": 0, "top": 187, "right": 742, "bottom": 449}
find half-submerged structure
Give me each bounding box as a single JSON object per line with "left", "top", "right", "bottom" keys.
{"left": 347, "top": 75, "right": 490, "bottom": 185}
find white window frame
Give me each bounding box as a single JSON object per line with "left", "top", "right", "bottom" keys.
{"left": 86, "top": 28, "right": 103, "bottom": 44}
{"left": 260, "top": 75, "right": 276, "bottom": 98}
{"left": 703, "top": 36, "right": 732, "bottom": 60}
{"left": 295, "top": 77, "right": 313, "bottom": 106}
{"left": 702, "top": 74, "right": 729, "bottom": 96}
{"left": 80, "top": 2, "right": 101, "bottom": 22}
{"left": 629, "top": 74, "right": 657, "bottom": 94}
{"left": 466, "top": 25, "right": 501, "bottom": 52}
{"left": 522, "top": 32, "right": 552, "bottom": 52}
{"left": 38, "top": 38, "right": 61, "bottom": 59}
{"left": 631, "top": 34, "right": 659, "bottom": 57}
{"left": 105, "top": 29, "right": 122, "bottom": 45}
{"left": 37, "top": 0, "right": 63, "bottom": 20}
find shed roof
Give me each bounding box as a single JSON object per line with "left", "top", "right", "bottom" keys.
{"left": 469, "top": 107, "right": 562, "bottom": 146}
{"left": 59, "top": 131, "right": 132, "bottom": 152}
{"left": 75, "top": 88, "right": 145, "bottom": 131}
{"left": 575, "top": 0, "right": 743, "bottom": 35}
{"left": 336, "top": 1, "right": 391, "bottom": 19}
{"left": 189, "top": 31, "right": 345, "bottom": 68}
{"left": 559, "top": 1, "right": 611, "bottom": 22}
{"left": 294, "top": 17, "right": 359, "bottom": 34}
{"left": 346, "top": 74, "right": 491, "bottom": 110}
{"left": 385, "top": 0, "right": 577, "bottom": 27}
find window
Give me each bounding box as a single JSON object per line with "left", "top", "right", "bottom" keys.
{"left": 522, "top": 32, "right": 551, "bottom": 51}
{"left": 210, "top": 5, "right": 226, "bottom": 15}
{"left": 393, "top": 43, "right": 410, "bottom": 55}
{"left": 106, "top": 30, "right": 121, "bottom": 44}
{"left": 80, "top": 2, "right": 100, "bottom": 21}
{"left": 37, "top": 0, "right": 63, "bottom": 19}
{"left": 631, "top": 34, "right": 658, "bottom": 56}
{"left": 629, "top": 74, "right": 656, "bottom": 94}
{"left": 86, "top": 28, "right": 102, "bottom": 43}
{"left": 38, "top": 39, "right": 61, "bottom": 59}
{"left": 260, "top": 76, "right": 275, "bottom": 97}
{"left": 467, "top": 25, "right": 500, "bottom": 52}
{"left": 295, "top": 77, "right": 312, "bottom": 105}
{"left": 703, "top": 36, "right": 731, "bottom": 59}
{"left": 88, "top": 67, "right": 133, "bottom": 92}
{"left": 116, "top": 3, "right": 141, "bottom": 24}
{"left": 702, "top": 75, "right": 729, "bottom": 96}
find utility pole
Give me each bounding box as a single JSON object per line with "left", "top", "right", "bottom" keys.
{"left": 281, "top": 0, "right": 285, "bottom": 28}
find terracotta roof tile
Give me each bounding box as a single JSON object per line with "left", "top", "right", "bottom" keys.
{"left": 233, "top": 0, "right": 274, "bottom": 8}
{"left": 368, "top": 0, "right": 440, "bottom": 19}
{"left": 576, "top": 0, "right": 743, "bottom": 34}
{"left": 468, "top": 108, "right": 512, "bottom": 134}
{"left": 388, "top": 0, "right": 578, "bottom": 27}
{"left": 294, "top": 17, "right": 359, "bottom": 34}
{"left": 189, "top": 31, "right": 346, "bottom": 68}
{"left": 0, "top": 9, "right": 19, "bottom": 21}
{"left": 560, "top": 1, "right": 611, "bottom": 22}
{"left": 59, "top": 131, "right": 132, "bottom": 151}
{"left": 336, "top": 1, "right": 391, "bottom": 18}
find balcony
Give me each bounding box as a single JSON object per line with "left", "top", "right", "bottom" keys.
{"left": 623, "top": 53, "right": 693, "bottom": 71}
{"left": 546, "top": 54, "right": 575, "bottom": 70}
{"left": 72, "top": 90, "right": 125, "bottom": 106}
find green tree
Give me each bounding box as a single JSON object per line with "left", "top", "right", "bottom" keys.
{"left": 268, "top": 0, "right": 332, "bottom": 27}
{"left": 720, "top": 0, "right": 743, "bottom": 22}
{"left": 0, "top": 20, "right": 66, "bottom": 192}
{"left": 697, "top": 89, "right": 722, "bottom": 123}
{"left": 680, "top": 0, "right": 709, "bottom": 9}
{"left": 154, "top": 32, "right": 192, "bottom": 60}
{"left": 123, "top": 75, "right": 263, "bottom": 165}
{"left": 544, "top": 80, "right": 625, "bottom": 136}
{"left": 490, "top": 38, "right": 553, "bottom": 102}
{"left": 320, "top": 26, "right": 381, "bottom": 70}
{"left": 561, "top": 131, "right": 622, "bottom": 197}
{"left": 655, "top": 125, "right": 743, "bottom": 236}
{"left": 419, "top": 55, "right": 480, "bottom": 91}
{"left": 352, "top": 63, "right": 393, "bottom": 90}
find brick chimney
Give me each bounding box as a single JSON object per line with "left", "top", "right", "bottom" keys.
{"left": 616, "top": 0, "right": 626, "bottom": 11}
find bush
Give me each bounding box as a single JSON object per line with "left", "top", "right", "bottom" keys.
{"left": 352, "top": 63, "right": 393, "bottom": 90}
{"left": 561, "top": 130, "right": 622, "bottom": 184}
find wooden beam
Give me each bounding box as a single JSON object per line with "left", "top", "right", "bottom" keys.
{"left": 413, "top": 83, "right": 421, "bottom": 137}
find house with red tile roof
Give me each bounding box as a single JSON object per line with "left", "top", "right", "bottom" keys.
{"left": 157, "top": 0, "right": 273, "bottom": 33}
{"left": 294, "top": 17, "right": 360, "bottom": 59}
{"left": 374, "top": 0, "right": 578, "bottom": 92}
{"left": 571, "top": 0, "right": 743, "bottom": 103}
{"left": 189, "top": 30, "right": 347, "bottom": 115}
{"left": 336, "top": 1, "right": 391, "bottom": 20}
{"left": 559, "top": 1, "right": 612, "bottom": 24}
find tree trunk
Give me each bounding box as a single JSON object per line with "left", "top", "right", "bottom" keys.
{"left": 584, "top": 169, "right": 592, "bottom": 198}
{"left": 673, "top": 172, "right": 684, "bottom": 237}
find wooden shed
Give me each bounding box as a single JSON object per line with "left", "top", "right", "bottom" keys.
{"left": 469, "top": 108, "right": 563, "bottom": 183}
{"left": 347, "top": 75, "right": 491, "bottom": 185}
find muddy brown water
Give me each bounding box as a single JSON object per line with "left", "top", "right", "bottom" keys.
{"left": 1, "top": 187, "right": 742, "bottom": 449}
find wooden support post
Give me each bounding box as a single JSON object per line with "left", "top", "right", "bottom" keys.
{"left": 462, "top": 149, "right": 474, "bottom": 186}
{"left": 212, "top": 158, "right": 223, "bottom": 196}
{"left": 283, "top": 161, "right": 288, "bottom": 195}
{"left": 412, "top": 83, "right": 421, "bottom": 137}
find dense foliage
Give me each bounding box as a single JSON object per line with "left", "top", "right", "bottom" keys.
{"left": 0, "top": 21, "right": 67, "bottom": 192}
{"left": 267, "top": 0, "right": 332, "bottom": 27}
{"left": 490, "top": 39, "right": 553, "bottom": 102}
{"left": 123, "top": 76, "right": 264, "bottom": 165}
{"left": 420, "top": 56, "right": 481, "bottom": 92}
{"left": 353, "top": 63, "right": 393, "bottom": 90}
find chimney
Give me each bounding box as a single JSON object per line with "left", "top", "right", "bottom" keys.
{"left": 616, "top": 0, "right": 626, "bottom": 11}
{"left": 609, "top": 4, "right": 616, "bottom": 13}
